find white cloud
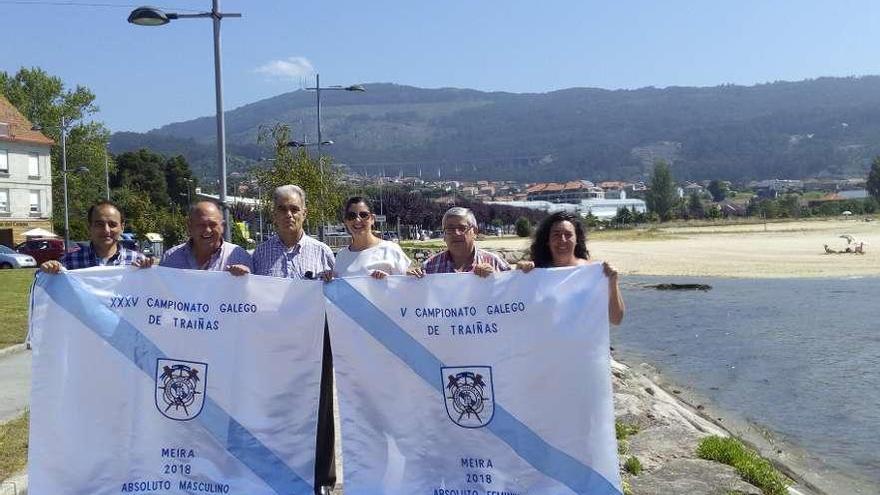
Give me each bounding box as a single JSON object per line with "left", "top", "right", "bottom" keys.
{"left": 255, "top": 57, "right": 315, "bottom": 81}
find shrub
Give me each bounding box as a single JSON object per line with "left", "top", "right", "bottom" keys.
{"left": 514, "top": 217, "right": 531, "bottom": 237}
{"left": 696, "top": 436, "right": 789, "bottom": 495}
{"left": 623, "top": 456, "right": 642, "bottom": 476}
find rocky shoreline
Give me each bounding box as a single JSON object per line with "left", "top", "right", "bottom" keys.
{"left": 611, "top": 356, "right": 837, "bottom": 495}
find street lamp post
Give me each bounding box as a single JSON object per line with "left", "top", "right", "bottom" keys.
{"left": 32, "top": 116, "right": 76, "bottom": 251}
{"left": 305, "top": 74, "right": 365, "bottom": 172}
{"left": 104, "top": 150, "right": 111, "bottom": 200}
{"left": 184, "top": 178, "right": 194, "bottom": 204}
{"left": 305, "top": 76, "right": 364, "bottom": 241}
{"left": 128, "top": 1, "right": 241, "bottom": 241}
{"left": 286, "top": 139, "right": 334, "bottom": 155}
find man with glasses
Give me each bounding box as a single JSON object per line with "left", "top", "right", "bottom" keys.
{"left": 409, "top": 206, "right": 510, "bottom": 277}
{"left": 251, "top": 184, "right": 337, "bottom": 495}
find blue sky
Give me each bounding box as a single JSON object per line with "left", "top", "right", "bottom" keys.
{"left": 2, "top": 0, "right": 879, "bottom": 132}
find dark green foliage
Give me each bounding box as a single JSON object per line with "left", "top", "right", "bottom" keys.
{"left": 254, "top": 123, "right": 349, "bottom": 232}
{"left": 646, "top": 161, "right": 677, "bottom": 221}
{"left": 623, "top": 456, "right": 642, "bottom": 476}
{"left": 111, "top": 78, "right": 880, "bottom": 183}
{"left": 515, "top": 217, "right": 531, "bottom": 237}
{"left": 868, "top": 157, "right": 880, "bottom": 201}
{"left": 1, "top": 67, "right": 112, "bottom": 240}
{"left": 708, "top": 180, "right": 728, "bottom": 202}
{"left": 687, "top": 192, "right": 705, "bottom": 219}
{"left": 165, "top": 155, "right": 198, "bottom": 208}
{"left": 696, "top": 436, "right": 789, "bottom": 495}
{"left": 615, "top": 421, "right": 640, "bottom": 441}
{"left": 614, "top": 207, "right": 634, "bottom": 225}
{"left": 114, "top": 149, "right": 170, "bottom": 206}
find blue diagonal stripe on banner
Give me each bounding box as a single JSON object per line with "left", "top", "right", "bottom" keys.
{"left": 37, "top": 272, "right": 313, "bottom": 495}
{"left": 324, "top": 279, "right": 622, "bottom": 495}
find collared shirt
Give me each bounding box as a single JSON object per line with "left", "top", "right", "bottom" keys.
{"left": 60, "top": 243, "right": 145, "bottom": 270}
{"left": 160, "top": 240, "right": 253, "bottom": 271}
{"left": 252, "top": 233, "right": 334, "bottom": 279}
{"left": 422, "top": 247, "right": 511, "bottom": 274}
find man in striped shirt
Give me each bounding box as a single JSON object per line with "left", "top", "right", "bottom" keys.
{"left": 40, "top": 200, "right": 148, "bottom": 273}
{"left": 251, "top": 184, "right": 336, "bottom": 495}
{"left": 409, "top": 206, "right": 510, "bottom": 277}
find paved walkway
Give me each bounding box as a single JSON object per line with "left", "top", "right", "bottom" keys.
{"left": 0, "top": 348, "right": 30, "bottom": 424}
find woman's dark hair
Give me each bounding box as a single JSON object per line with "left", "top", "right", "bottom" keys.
{"left": 343, "top": 196, "right": 373, "bottom": 214}
{"left": 530, "top": 211, "right": 589, "bottom": 267}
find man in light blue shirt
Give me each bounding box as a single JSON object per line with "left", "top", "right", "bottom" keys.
{"left": 252, "top": 185, "right": 334, "bottom": 278}
{"left": 252, "top": 185, "right": 336, "bottom": 495}
{"left": 161, "top": 200, "right": 252, "bottom": 274}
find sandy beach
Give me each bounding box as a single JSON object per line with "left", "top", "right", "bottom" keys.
{"left": 474, "top": 217, "right": 880, "bottom": 278}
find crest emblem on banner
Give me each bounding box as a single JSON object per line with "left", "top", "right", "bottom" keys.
{"left": 155, "top": 359, "right": 207, "bottom": 421}
{"left": 442, "top": 366, "right": 495, "bottom": 428}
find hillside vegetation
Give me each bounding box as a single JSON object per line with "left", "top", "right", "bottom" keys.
{"left": 110, "top": 77, "right": 880, "bottom": 183}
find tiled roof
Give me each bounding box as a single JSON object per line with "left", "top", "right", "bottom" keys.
{"left": 527, "top": 180, "right": 597, "bottom": 194}
{"left": 0, "top": 95, "right": 54, "bottom": 146}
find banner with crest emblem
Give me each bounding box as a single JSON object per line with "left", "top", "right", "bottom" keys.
{"left": 28, "top": 266, "right": 325, "bottom": 495}
{"left": 324, "top": 264, "right": 622, "bottom": 495}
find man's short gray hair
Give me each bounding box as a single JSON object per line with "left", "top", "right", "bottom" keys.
{"left": 442, "top": 206, "right": 477, "bottom": 229}
{"left": 188, "top": 200, "right": 223, "bottom": 221}
{"left": 273, "top": 184, "right": 306, "bottom": 206}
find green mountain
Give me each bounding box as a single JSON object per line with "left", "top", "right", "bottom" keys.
{"left": 110, "top": 77, "right": 880, "bottom": 182}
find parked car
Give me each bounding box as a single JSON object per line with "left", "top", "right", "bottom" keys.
{"left": 15, "top": 237, "right": 65, "bottom": 265}
{"left": 382, "top": 231, "right": 400, "bottom": 243}
{"left": 0, "top": 245, "right": 37, "bottom": 269}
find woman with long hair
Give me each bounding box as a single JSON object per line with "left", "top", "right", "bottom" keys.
{"left": 326, "top": 196, "right": 411, "bottom": 279}
{"left": 518, "top": 211, "right": 625, "bottom": 325}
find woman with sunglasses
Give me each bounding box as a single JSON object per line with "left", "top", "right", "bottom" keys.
{"left": 326, "top": 196, "right": 411, "bottom": 280}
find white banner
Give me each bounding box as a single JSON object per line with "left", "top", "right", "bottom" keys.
{"left": 325, "top": 265, "right": 622, "bottom": 495}
{"left": 28, "top": 266, "right": 325, "bottom": 495}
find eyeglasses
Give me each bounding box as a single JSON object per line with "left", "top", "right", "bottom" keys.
{"left": 344, "top": 211, "right": 372, "bottom": 221}
{"left": 443, "top": 225, "right": 473, "bottom": 235}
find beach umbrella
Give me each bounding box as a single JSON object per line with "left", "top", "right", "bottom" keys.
{"left": 841, "top": 210, "right": 853, "bottom": 216}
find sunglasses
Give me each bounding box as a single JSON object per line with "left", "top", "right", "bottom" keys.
{"left": 344, "top": 211, "right": 372, "bottom": 221}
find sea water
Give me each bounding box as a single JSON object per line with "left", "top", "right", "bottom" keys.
{"left": 612, "top": 276, "right": 880, "bottom": 491}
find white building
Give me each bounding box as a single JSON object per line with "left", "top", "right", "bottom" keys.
{"left": 0, "top": 95, "right": 54, "bottom": 247}
{"left": 488, "top": 198, "right": 647, "bottom": 220}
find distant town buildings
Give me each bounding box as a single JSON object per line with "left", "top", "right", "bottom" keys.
{"left": 526, "top": 180, "right": 605, "bottom": 203}
{"left": 0, "top": 95, "right": 54, "bottom": 246}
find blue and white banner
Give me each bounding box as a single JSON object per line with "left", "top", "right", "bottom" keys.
{"left": 28, "top": 266, "right": 325, "bottom": 495}
{"left": 325, "top": 265, "right": 622, "bottom": 495}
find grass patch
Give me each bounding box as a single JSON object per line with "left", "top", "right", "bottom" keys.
{"left": 696, "top": 436, "right": 789, "bottom": 495}
{"left": 616, "top": 421, "right": 640, "bottom": 441}
{"left": 616, "top": 421, "right": 640, "bottom": 455}
{"left": 0, "top": 269, "right": 35, "bottom": 349}
{"left": 623, "top": 456, "right": 642, "bottom": 476}
{"left": 0, "top": 411, "right": 29, "bottom": 481}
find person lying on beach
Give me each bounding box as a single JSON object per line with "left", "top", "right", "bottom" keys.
{"left": 516, "top": 211, "right": 625, "bottom": 325}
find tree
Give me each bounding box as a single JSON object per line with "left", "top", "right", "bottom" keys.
{"left": 687, "top": 192, "right": 705, "bottom": 219}
{"left": 255, "top": 123, "right": 348, "bottom": 232}
{"left": 515, "top": 217, "right": 531, "bottom": 237}
{"left": 165, "top": 155, "right": 198, "bottom": 208}
{"left": 868, "top": 156, "right": 880, "bottom": 202}
{"left": 646, "top": 161, "right": 677, "bottom": 221}
{"left": 614, "top": 207, "right": 634, "bottom": 226}
{"left": 1, "top": 67, "right": 111, "bottom": 239}
{"left": 114, "top": 149, "right": 171, "bottom": 207}
{"left": 707, "top": 180, "right": 727, "bottom": 202}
